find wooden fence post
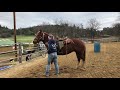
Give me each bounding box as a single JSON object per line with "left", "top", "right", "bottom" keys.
{"left": 18, "top": 43, "right": 22, "bottom": 63}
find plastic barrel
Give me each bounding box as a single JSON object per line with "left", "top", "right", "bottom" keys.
{"left": 94, "top": 42, "right": 100, "bottom": 52}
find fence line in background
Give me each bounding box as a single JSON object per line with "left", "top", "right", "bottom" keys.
{"left": 0, "top": 42, "right": 47, "bottom": 65}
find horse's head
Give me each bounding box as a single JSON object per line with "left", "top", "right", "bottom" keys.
{"left": 33, "top": 30, "right": 49, "bottom": 47}
{"left": 33, "top": 30, "right": 43, "bottom": 45}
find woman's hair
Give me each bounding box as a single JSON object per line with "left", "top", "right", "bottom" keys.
{"left": 48, "top": 34, "right": 54, "bottom": 39}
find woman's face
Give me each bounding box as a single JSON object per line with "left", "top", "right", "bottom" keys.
{"left": 48, "top": 35, "right": 54, "bottom": 40}
{"left": 48, "top": 36, "right": 51, "bottom": 40}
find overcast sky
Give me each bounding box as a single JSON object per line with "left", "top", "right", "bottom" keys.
{"left": 0, "top": 12, "right": 119, "bottom": 30}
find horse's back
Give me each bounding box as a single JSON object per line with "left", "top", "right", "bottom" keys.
{"left": 71, "top": 38, "right": 86, "bottom": 51}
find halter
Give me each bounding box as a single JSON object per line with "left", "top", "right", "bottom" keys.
{"left": 35, "top": 32, "right": 45, "bottom": 43}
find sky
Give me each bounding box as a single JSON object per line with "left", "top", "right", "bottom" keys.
{"left": 0, "top": 12, "right": 119, "bottom": 30}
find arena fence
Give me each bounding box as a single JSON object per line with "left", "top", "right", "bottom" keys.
{"left": 0, "top": 42, "right": 47, "bottom": 68}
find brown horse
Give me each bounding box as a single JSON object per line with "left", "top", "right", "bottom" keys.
{"left": 33, "top": 30, "right": 86, "bottom": 69}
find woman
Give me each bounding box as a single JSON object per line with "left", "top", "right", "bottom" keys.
{"left": 45, "top": 34, "right": 59, "bottom": 77}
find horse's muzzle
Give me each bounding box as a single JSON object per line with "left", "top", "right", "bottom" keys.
{"left": 33, "top": 40, "right": 37, "bottom": 44}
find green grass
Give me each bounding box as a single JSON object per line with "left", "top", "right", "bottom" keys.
{"left": 0, "top": 35, "right": 35, "bottom": 45}
{"left": 16, "top": 35, "right": 35, "bottom": 43}
{"left": 0, "top": 39, "right": 14, "bottom": 46}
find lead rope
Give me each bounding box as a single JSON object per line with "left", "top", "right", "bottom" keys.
{"left": 42, "top": 32, "right": 45, "bottom": 41}
{"left": 66, "top": 41, "right": 67, "bottom": 58}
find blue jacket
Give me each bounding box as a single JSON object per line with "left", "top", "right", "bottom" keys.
{"left": 48, "top": 39, "right": 57, "bottom": 54}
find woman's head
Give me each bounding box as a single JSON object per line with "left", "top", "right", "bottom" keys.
{"left": 48, "top": 34, "right": 54, "bottom": 40}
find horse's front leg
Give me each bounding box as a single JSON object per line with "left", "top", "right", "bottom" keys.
{"left": 75, "top": 53, "right": 80, "bottom": 69}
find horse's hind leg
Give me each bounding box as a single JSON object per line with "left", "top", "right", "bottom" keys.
{"left": 81, "top": 60, "right": 85, "bottom": 70}
{"left": 75, "top": 51, "right": 86, "bottom": 70}
{"left": 76, "top": 61, "right": 80, "bottom": 69}
{"left": 75, "top": 53, "right": 81, "bottom": 69}
{"left": 81, "top": 51, "right": 86, "bottom": 70}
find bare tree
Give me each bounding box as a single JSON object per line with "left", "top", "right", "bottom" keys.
{"left": 42, "top": 22, "right": 50, "bottom": 25}
{"left": 87, "top": 18, "right": 101, "bottom": 42}
{"left": 87, "top": 18, "right": 100, "bottom": 30}
{"left": 112, "top": 23, "right": 120, "bottom": 36}
{"left": 54, "top": 18, "right": 69, "bottom": 26}
{"left": 76, "top": 23, "right": 84, "bottom": 29}
{"left": 54, "top": 18, "right": 60, "bottom": 25}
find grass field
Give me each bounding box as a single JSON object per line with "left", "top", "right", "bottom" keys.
{"left": 16, "top": 35, "right": 35, "bottom": 43}
{"left": 0, "top": 39, "right": 14, "bottom": 46}
{"left": 0, "top": 35, "right": 35, "bottom": 46}
{"left": 0, "top": 42, "right": 120, "bottom": 78}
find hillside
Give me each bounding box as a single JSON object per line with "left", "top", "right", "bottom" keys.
{"left": 0, "top": 23, "right": 120, "bottom": 39}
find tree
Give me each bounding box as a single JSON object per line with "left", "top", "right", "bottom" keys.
{"left": 112, "top": 23, "right": 120, "bottom": 36}
{"left": 87, "top": 18, "right": 101, "bottom": 31}
{"left": 87, "top": 18, "right": 101, "bottom": 42}
{"left": 78, "top": 23, "right": 84, "bottom": 29}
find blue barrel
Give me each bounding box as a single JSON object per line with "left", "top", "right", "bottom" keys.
{"left": 94, "top": 42, "right": 100, "bottom": 52}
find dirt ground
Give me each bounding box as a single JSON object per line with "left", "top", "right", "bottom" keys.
{"left": 0, "top": 42, "right": 120, "bottom": 78}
